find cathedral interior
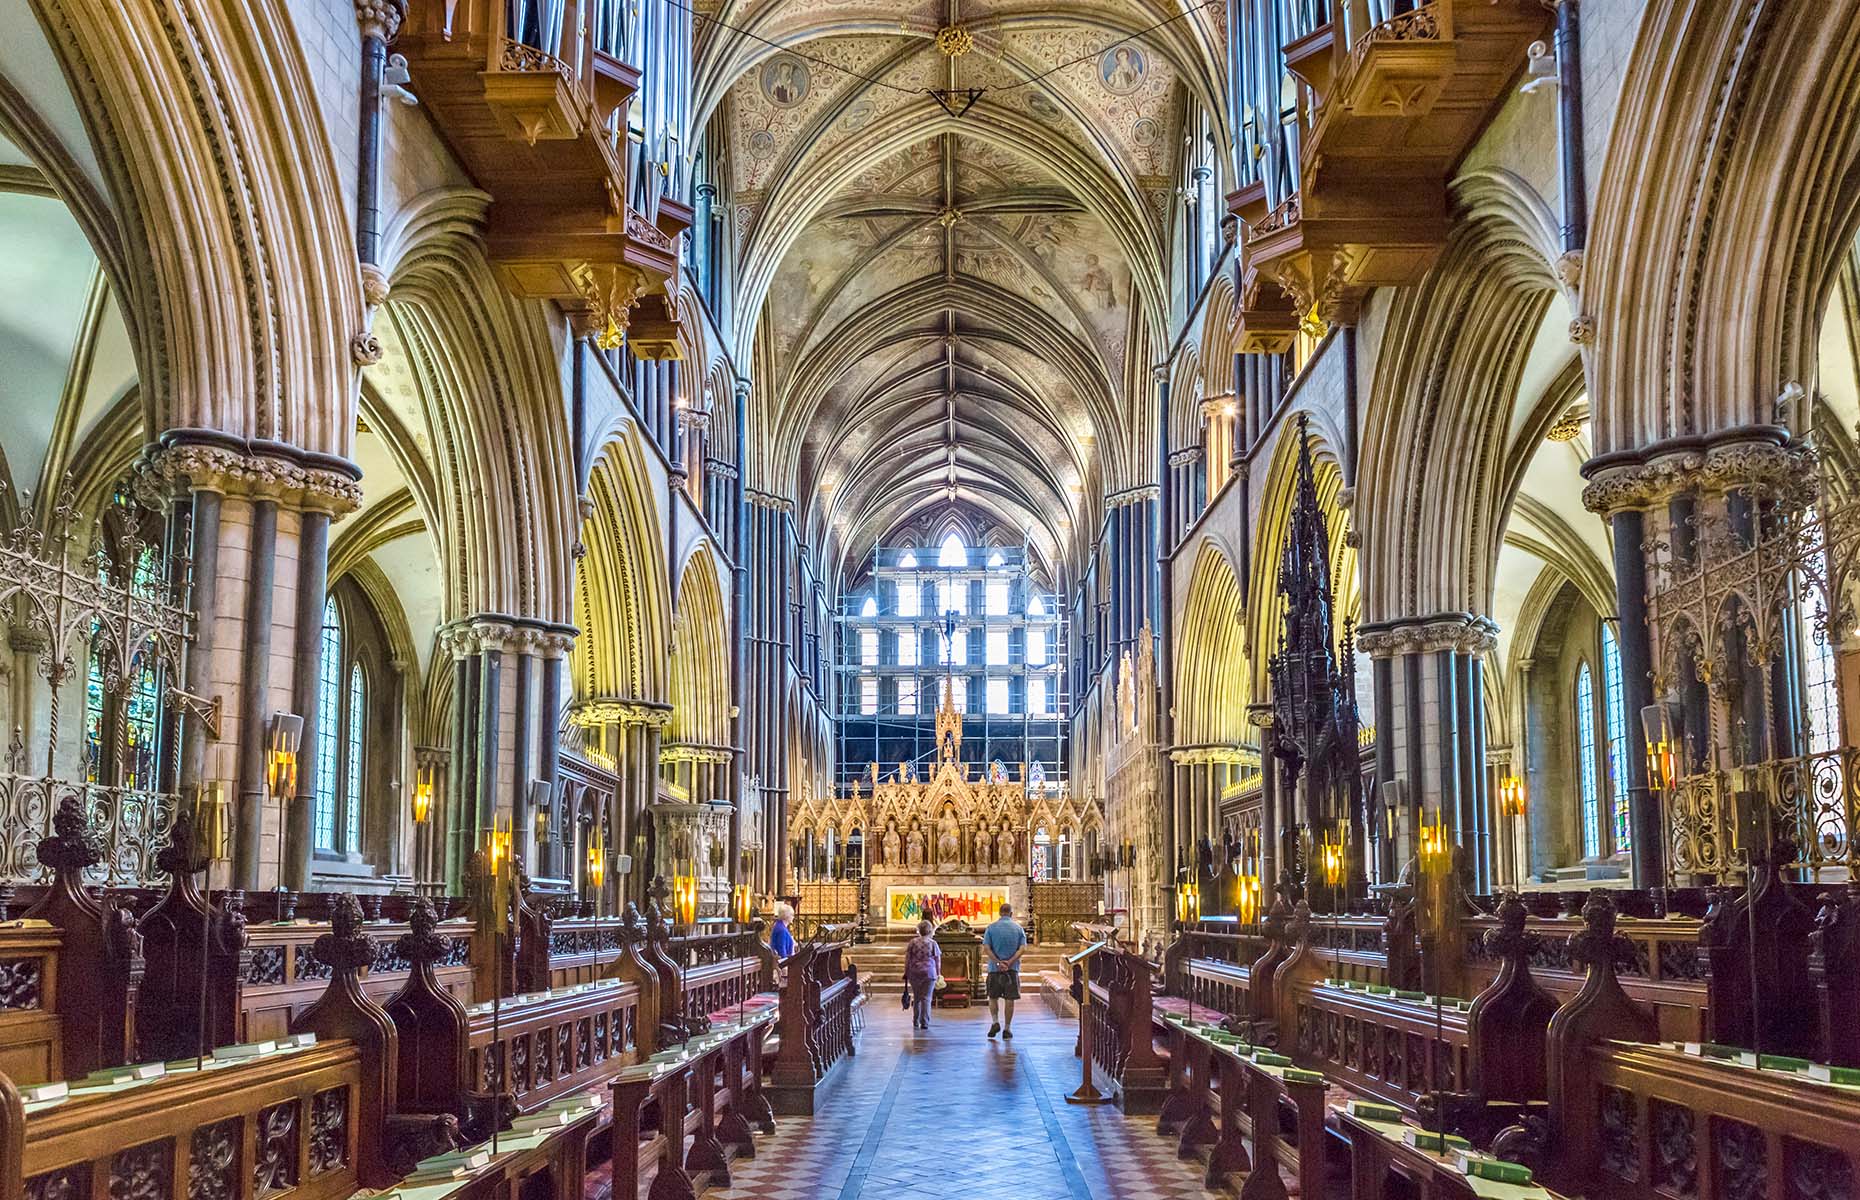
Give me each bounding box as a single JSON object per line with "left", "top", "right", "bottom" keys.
{"left": 3, "top": 1, "right": 1860, "bottom": 1198}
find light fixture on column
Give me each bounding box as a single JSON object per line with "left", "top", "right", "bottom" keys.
{"left": 1641, "top": 703, "right": 1679, "bottom": 793}
{"left": 192, "top": 781, "right": 233, "bottom": 864}
{"left": 1499, "top": 773, "right": 1526, "bottom": 818}
{"left": 529, "top": 778, "right": 554, "bottom": 843}
{"left": 412, "top": 763, "right": 435, "bottom": 824}
{"left": 673, "top": 873, "right": 699, "bottom": 926}
{"left": 266, "top": 712, "right": 303, "bottom": 801}
{"left": 1417, "top": 803, "right": 1450, "bottom": 874}
{"left": 1379, "top": 778, "right": 1406, "bottom": 843}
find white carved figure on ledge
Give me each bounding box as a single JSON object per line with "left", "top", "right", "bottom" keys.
{"left": 974, "top": 824, "right": 993, "bottom": 867}
{"left": 906, "top": 822, "right": 926, "bottom": 869}
{"left": 883, "top": 821, "right": 901, "bottom": 867}
{"left": 997, "top": 826, "right": 1017, "bottom": 867}
{"left": 937, "top": 810, "right": 960, "bottom": 866}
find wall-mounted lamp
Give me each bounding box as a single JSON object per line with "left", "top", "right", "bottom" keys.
{"left": 1641, "top": 703, "right": 1679, "bottom": 792}
{"left": 733, "top": 883, "right": 752, "bottom": 924}
{"left": 1417, "top": 804, "right": 1450, "bottom": 874}
{"left": 673, "top": 874, "right": 699, "bottom": 926}
{"left": 1319, "top": 824, "right": 1345, "bottom": 890}
{"left": 1379, "top": 778, "right": 1407, "bottom": 843}
{"left": 1499, "top": 773, "right": 1527, "bottom": 818}
{"left": 529, "top": 778, "right": 554, "bottom": 842}
{"left": 193, "top": 781, "right": 233, "bottom": 864}
{"left": 266, "top": 712, "right": 303, "bottom": 801}
{"left": 412, "top": 763, "right": 436, "bottom": 824}
{"left": 1175, "top": 881, "right": 1201, "bottom": 925}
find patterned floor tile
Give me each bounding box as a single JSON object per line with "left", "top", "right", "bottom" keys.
{"left": 685, "top": 1002, "right": 1227, "bottom": 1200}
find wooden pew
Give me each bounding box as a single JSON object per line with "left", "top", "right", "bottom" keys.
{"left": 0, "top": 920, "right": 60, "bottom": 1085}
{"left": 131, "top": 812, "right": 247, "bottom": 1065}
{"left": 19, "top": 797, "right": 139, "bottom": 1081}
{"left": 767, "top": 923, "right": 860, "bottom": 1116}
{"left": 241, "top": 911, "right": 476, "bottom": 1042}
{"left": 604, "top": 913, "right": 781, "bottom": 1200}
{"left": 0, "top": 889, "right": 470, "bottom": 1200}
{"left": 1153, "top": 1014, "right": 1330, "bottom": 1198}
{"left": 1461, "top": 906, "right": 1708, "bottom": 1043}
{"left": 1078, "top": 942, "right": 1169, "bottom": 1113}
{"left": 2, "top": 1034, "right": 372, "bottom": 1200}
{"left": 1286, "top": 893, "right": 1556, "bottom": 1143}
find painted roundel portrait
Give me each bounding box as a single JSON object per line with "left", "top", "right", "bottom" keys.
{"left": 1099, "top": 44, "right": 1147, "bottom": 95}
{"left": 760, "top": 55, "right": 811, "bottom": 107}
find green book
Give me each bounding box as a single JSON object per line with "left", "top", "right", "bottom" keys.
{"left": 1251, "top": 1052, "right": 1292, "bottom": 1066}
{"left": 1403, "top": 1129, "right": 1472, "bottom": 1152}
{"left": 1807, "top": 1064, "right": 1860, "bottom": 1085}
{"left": 1282, "top": 1068, "right": 1325, "bottom": 1086}
{"left": 1760, "top": 1055, "right": 1812, "bottom": 1073}
{"left": 1346, "top": 1099, "right": 1402, "bottom": 1123}
{"left": 1456, "top": 1155, "right": 1533, "bottom": 1184}
{"left": 1394, "top": 990, "right": 1427, "bottom": 1001}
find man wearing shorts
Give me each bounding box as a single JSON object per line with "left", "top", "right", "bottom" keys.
{"left": 982, "top": 903, "right": 1028, "bottom": 1039}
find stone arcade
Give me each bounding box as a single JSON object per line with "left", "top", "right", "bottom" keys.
{"left": 3, "top": 1, "right": 1860, "bottom": 1198}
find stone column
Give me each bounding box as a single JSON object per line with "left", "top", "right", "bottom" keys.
{"left": 535, "top": 633, "right": 572, "bottom": 878}
{"left": 1357, "top": 615, "right": 1499, "bottom": 882}
{"left": 1581, "top": 431, "right": 1815, "bottom": 884}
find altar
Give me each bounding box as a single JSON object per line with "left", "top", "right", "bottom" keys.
{"left": 787, "top": 680, "right": 1100, "bottom": 923}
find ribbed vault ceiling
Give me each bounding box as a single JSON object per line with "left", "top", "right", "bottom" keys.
{"left": 699, "top": 0, "right": 1227, "bottom": 582}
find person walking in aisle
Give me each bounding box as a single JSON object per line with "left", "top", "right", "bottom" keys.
{"left": 904, "top": 919, "right": 942, "bottom": 1030}
{"left": 982, "top": 902, "right": 1027, "bottom": 1039}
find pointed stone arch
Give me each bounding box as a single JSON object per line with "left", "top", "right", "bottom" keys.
{"left": 575, "top": 429, "right": 672, "bottom": 706}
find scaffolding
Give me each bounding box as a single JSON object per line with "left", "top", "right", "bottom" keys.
{"left": 832, "top": 537, "right": 1069, "bottom": 796}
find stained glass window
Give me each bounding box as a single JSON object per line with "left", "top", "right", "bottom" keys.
{"left": 124, "top": 655, "right": 161, "bottom": 791}
{"left": 83, "top": 626, "right": 105, "bottom": 784}
{"left": 1802, "top": 588, "right": 1840, "bottom": 756}
{"left": 1601, "top": 625, "right": 1631, "bottom": 853}
{"left": 345, "top": 663, "right": 365, "bottom": 853}
{"left": 1575, "top": 661, "right": 1601, "bottom": 859}
{"left": 131, "top": 543, "right": 163, "bottom": 599}
{"left": 314, "top": 597, "right": 341, "bottom": 851}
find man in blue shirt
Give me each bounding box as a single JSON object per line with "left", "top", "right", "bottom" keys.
{"left": 982, "top": 903, "right": 1028, "bottom": 1039}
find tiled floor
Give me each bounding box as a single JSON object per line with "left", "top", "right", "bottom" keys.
{"left": 709, "top": 1001, "right": 1225, "bottom": 1200}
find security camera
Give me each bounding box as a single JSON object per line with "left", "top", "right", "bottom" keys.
{"left": 383, "top": 53, "right": 418, "bottom": 107}
{"left": 1519, "top": 41, "right": 1557, "bottom": 95}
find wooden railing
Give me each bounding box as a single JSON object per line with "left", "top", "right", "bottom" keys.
{"left": 768, "top": 924, "right": 860, "bottom": 1115}
{"left": 242, "top": 914, "right": 475, "bottom": 1042}
{"left": 4, "top": 1039, "right": 368, "bottom": 1200}
{"left": 1574, "top": 1043, "right": 1860, "bottom": 1200}
{"left": 0, "top": 921, "right": 60, "bottom": 1086}
{"left": 1080, "top": 944, "right": 1168, "bottom": 1112}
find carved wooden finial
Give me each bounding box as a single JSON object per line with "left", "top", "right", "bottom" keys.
{"left": 37, "top": 795, "right": 102, "bottom": 872}
{"left": 1485, "top": 891, "right": 1536, "bottom": 959}
{"left": 398, "top": 898, "right": 447, "bottom": 965}
{"left": 314, "top": 893, "right": 377, "bottom": 975}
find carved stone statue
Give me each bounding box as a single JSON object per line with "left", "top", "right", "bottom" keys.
{"left": 906, "top": 823, "right": 926, "bottom": 870}
{"left": 936, "top": 811, "right": 960, "bottom": 866}
{"left": 997, "top": 826, "right": 1017, "bottom": 867}
{"left": 974, "top": 825, "right": 993, "bottom": 867}
{"left": 883, "top": 822, "right": 901, "bottom": 867}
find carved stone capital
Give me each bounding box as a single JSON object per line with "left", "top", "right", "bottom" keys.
{"left": 355, "top": 0, "right": 406, "bottom": 41}
{"left": 1356, "top": 613, "right": 1498, "bottom": 658}
{"left": 350, "top": 331, "right": 384, "bottom": 367}
{"left": 570, "top": 697, "right": 672, "bottom": 728}
{"left": 359, "top": 262, "right": 391, "bottom": 307}
{"left": 1580, "top": 434, "right": 1816, "bottom": 516}
{"left": 142, "top": 443, "right": 362, "bottom": 516}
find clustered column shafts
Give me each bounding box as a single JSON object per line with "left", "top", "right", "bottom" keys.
{"left": 286, "top": 508, "right": 332, "bottom": 891}
{"left": 233, "top": 498, "right": 277, "bottom": 888}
